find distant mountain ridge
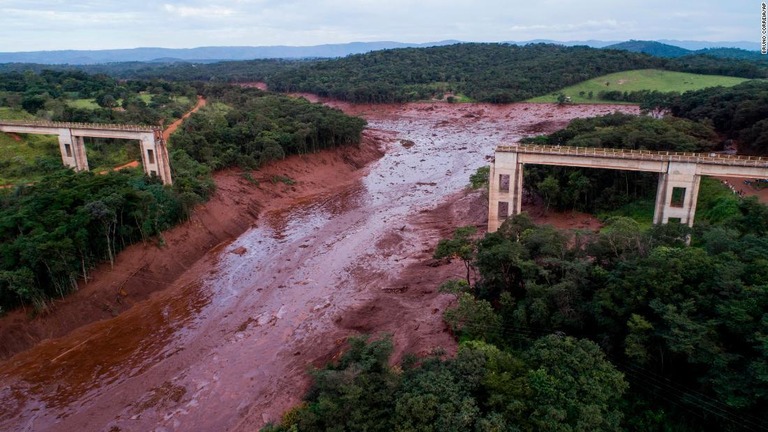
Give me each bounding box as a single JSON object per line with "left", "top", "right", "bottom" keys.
{"left": 0, "top": 39, "right": 761, "bottom": 65}
{"left": 603, "top": 40, "right": 766, "bottom": 61}
{"left": 0, "top": 41, "right": 461, "bottom": 65}
{"left": 603, "top": 41, "right": 691, "bottom": 58}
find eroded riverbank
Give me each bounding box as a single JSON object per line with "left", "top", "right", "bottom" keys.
{"left": 0, "top": 102, "right": 639, "bottom": 431}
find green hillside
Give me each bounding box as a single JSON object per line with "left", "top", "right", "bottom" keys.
{"left": 265, "top": 43, "right": 664, "bottom": 103}
{"left": 0, "top": 107, "right": 35, "bottom": 120}
{"left": 528, "top": 69, "right": 751, "bottom": 104}
{"left": 604, "top": 40, "right": 691, "bottom": 57}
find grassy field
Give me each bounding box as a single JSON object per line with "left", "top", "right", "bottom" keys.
{"left": 527, "top": 69, "right": 752, "bottom": 104}
{"left": 66, "top": 94, "right": 191, "bottom": 110}
{"left": 0, "top": 107, "right": 35, "bottom": 120}
{"left": 172, "top": 95, "right": 191, "bottom": 105}
{"left": 67, "top": 99, "right": 101, "bottom": 109}
{"left": 0, "top": 133, "right": 60, "bottom": 184}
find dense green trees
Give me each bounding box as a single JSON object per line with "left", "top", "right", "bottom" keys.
{"left": 3, "top": 44, "right": 766, "bottom": 109}
{"left": 0, "top": 69, "right": 196, "bottom": 125}
{"left": 256, "top": 44, "right": 763, "bottom": 104}
{"left": 263, "top": 43, "right": 665, "bottom": 103}
{"left": 0, "top": 167, "right": 207, "bottom": 312}
{"left": 170, "top": 85, "right": 366, "bottom": 170}
{"left": 0, "top": 75, "right": 366, "bottom": 313}
{"left": 263, "top": 335, "right": 627, "bottom": 432}
{"left": 432, "top": 205, "right": 768, "bottom": 431}
{"left": 664, "top": 80, "right": 768, "bottom": 156}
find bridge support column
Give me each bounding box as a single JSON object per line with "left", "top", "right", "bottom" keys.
{"left": 488, "top": 152, "right": 523, "bottom": 232}
{"left": 155, "top": 132, "right": 173, "bottom": 186}
{"left": 139, "top": 132, "right": 173, "bottom": 185}
{"left": 72, "top": 135, "right": 89, "bottom": 171}
{"left": 653, "top": 162, "right": 701, "bottom": 227}
{"left": 57, "top": 129, "right": 89, "bottom": 171}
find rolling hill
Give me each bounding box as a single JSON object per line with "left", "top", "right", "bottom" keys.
{"left": 604, "top": 40, "right": 766, "bottom": 61}
{"left": 527, "top": 69, "right": 752, "bottom": 104}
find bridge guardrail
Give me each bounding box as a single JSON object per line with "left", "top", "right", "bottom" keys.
{"left": 0, "top": 120, "right": 161, "bottom": 132}
{"left": 497, "top": 144, "right": 768, "bottom": 168}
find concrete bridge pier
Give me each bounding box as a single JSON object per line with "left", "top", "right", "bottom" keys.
{"left": 653, "top": 162, "right": 701, "bottom": 226}
{"left": 138, "top": 131, "right": 172, "bottom": 185}
{"left": 487, "top": 152, "right": 523, "bottom": 232}
{"left": 57, "top": 128, "right": 89, "bottom": 171}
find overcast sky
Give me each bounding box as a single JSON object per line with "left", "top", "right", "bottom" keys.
{"left": 0, "top": 0, "right": 759, "bottom": 52}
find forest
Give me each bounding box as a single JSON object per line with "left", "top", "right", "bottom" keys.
{"left": 664, "top": 80, "right": 768, "bottom": 156}
{"left": 1, "top": 43, "right": 765, "bottom": 106}
{"left": 262, "top": 44, "right": 767, "bottom": 104}
{"left": 263, "top": 44, "right": 665, "bottom": 103}
{"left": 170, "top": 84, "right": 366, "bottom": 170}
{"left": 0, "top": 69, "right": 197, "bottom": 124}
{"left": 0, "top": 72, "right": 366, "bottom": 313}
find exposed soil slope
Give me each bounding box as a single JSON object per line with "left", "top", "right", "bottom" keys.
{"left": 0, "top": 134, "right": 384, "bottom": 359}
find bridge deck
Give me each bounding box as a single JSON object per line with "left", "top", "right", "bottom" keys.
{"left": 497, "top": 144, "right": 768, "bottom": 168}
{"left": 0, "top": 120, "right": 161, "bottom": 133}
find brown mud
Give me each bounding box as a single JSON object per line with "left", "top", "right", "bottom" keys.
{"left": 0, "top": 132, "right": 384, "bottom": 358}
{"left": 0, "top": 101, "right": 639, "bottom": 431}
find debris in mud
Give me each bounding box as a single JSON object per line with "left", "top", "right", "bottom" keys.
{"left": 425, "top": 258, "right": 450, "bottom": 267}
{"left": 237, "top": 317, "right": 256, "bottom": 332}
{"left": 313, "top": 299, "right": 331, "bottom": 311}
{"left": 132, "top": 381, "right": 187, "bottom": 412}
{"left": 381, "top": 285, "right": 409, "bottom": 293}
{"left": 400, "top": 139, "right": 415, "bottom": 148}
{"left": 230, "top": 246, "right": 247, "bottom": 255}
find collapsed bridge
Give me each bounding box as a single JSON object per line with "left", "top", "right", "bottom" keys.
{"left": 0, "top": 120, "right": 172, "bottom": 185}
{"left": 488, "top": 144, "right": 768, "bottom": 232}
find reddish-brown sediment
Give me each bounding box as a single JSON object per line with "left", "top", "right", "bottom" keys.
{"left": 0, "top": 132, "right": 384, "bottom": 358}
{"left": 717, "top": 176, "right": 768, "bottom": 202}
{"left": 0, "top": 102, "right": 640, "bottom": 432}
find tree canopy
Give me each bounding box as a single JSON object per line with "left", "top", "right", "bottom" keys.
{"left": 263, "top": 334, "right": 628, "bottom": 432}
{"left": 664, "top": 80, "right": 768, "bottom": 156}
{"left": 0, "top": 73, "right": 367, "bottom": 313}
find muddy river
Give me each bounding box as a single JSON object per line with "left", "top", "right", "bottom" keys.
{"left": 0, "top": 102, "right": 638, "bottom": 431}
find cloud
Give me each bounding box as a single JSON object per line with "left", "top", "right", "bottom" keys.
{"left": 162, "top": 4, "right": 235, "bottom": 18}
{"left": 0, "top": 0, "right": 757, "bottom": 51}
{"left": 506, "top": 20, "right": 622, "bottom": 34}
{"left": 2, "top": 7, "right": 141, "bottom": 29}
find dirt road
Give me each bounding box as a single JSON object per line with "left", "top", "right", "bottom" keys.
{"left": 0, "top": 102, "right": 638, "bottom": 431}
{"left": 163, "top": 96, "right": 207, "bottom": 142}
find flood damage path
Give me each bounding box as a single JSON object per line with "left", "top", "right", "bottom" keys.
{"left": 0, "top": 102, "right": 637, "bottom": 432}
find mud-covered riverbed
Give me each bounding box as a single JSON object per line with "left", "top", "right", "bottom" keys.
{"left": 0, "top": 102, "right": 639, "bottom": 431}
